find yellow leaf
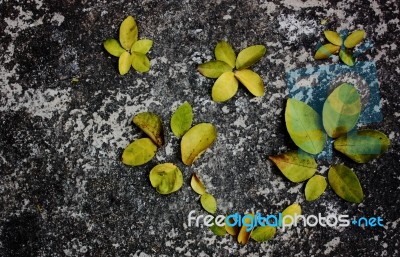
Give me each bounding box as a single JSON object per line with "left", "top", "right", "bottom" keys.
{"left": 314, "top": 43, "right": 340, "bottom": 59}
{"left": 234, "top": 69, "right": 264, "bottom": 97}
{"left": 118, "top": 51, "right": 132, "bottom": 75}
{"left": 131, "top": 52, "right": 151, "bottom": 73}
{"left": 339, "top": 49, "right": 355, "bottom": 66}
{"left": 198, "top": 60, "right": 233, "bottom": 78}
{"left": 237, "top": 214, "right": 254, "bottom": 245}
{"left": 190, "top": 173, "right": 206, "bottom": 195}
{"left": 344, "top": 30, "right": 365, "bottom": 48}
{"left": 236, "top": 45, "right": 266, "bottom": 70}
{"left": 133, "top": 112, "right": 164, "bottom": 147}
{"left": 211, "top": 71, "right": 238, "bottom": 102}
{"left": 324, "top": 30, "right": 343, "bottom": 46}
{"left": 103, "top": 38, "right": 125, "bottom": 57}
{"left": 119, "top": 16, "right": 138, "bottom": 50}
{"left": 200, "top": 193, "right": 217, "bottom": 214}
{"left": 214, "top": 41, "right": 236, "bottom": 68}
{"left": 131, "top": 39, "right": 153, "bottom": 54}
{"left": 122, "top": 138, "right": 157, "bottom": 166}
{"left": 149, "top": 163, "right": 183, "bottom": 194}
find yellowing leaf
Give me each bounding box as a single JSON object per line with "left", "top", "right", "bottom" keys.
{"left": 119, "top": 16, "right": 138, "bottom": 50}
{"left": 314, "top": 43, "right": 340, "bottom": 59}
{"left": 285, "top": 98, "right": 327, "bottom": 155}
{"left": 225, "top": 216, "right": 239, "bottom": 236}
{"left": 322, "top": 83, "right": 361, "bottom": 138}
{"left": 190, "top": 173, "right": 206, "bottom": 195}
{"left": 237, "top": 214, "right": 254, "bottom": 245}
{"left": 281, "top": 203, "right": 301, "bottom": 226}
{"left": 131, "top": 39, "right": 153, "bottom": 54}
{"left": 269, "top": 151, "right": 317, "bottom": 183}
{"left": 250, "top": 226, "right": 276, "bottom": 242}
{"left": 181, "top": 123, "right": 217, "bottom": 166}
{"left": 305, "top": 175, "right": 327, "bottom": 201}
{"left": 212, "top": 71, "right": 238, "bottom": 102}
{"left": 149, "top": 163, "right": 183, "bottom": 194}
{"left": 334, "top": 130, "right": 390, "bottom": 163}
{"left": 131, "top": 52, "right": 150, "bottom": 73}
{"left": 122, "top": 138, "right": 157, "bottom": 166}
{"left": 328, "top": 165, "right": 363, "bottom": 203}
{"left": 215, "top": 41, "right": 236, "bottom": 68}
{"left": 171, "top": 102, "right": 193, "bottom": 138}
{"left": 133, "top": 112, "right": 164, "bottom": 147}
{"left": 236, "top": 45, "right": 266, "bottom": 70}
{"left": 339, "top": 49, "right": 355, "bottom": 66}
{"left": 103, "top": 38, "right": 125, "bottom": 57}
{"left": 234, "top": 69, "right": 264, "bottom": 97}
{"left": 210, "top": 222, "right": 226, "bottom": 236}
{"left": 324, "top": 30, "right": 343, "bottom": 46}
{"left": 200, "top": 193, "right": 217, "bottom": 214}
{"left": 118, "top": 51, "right": 132, "bottom": 75}
{"left": 344, "top": 30, "right": 365, "bottom": 48}
{"left": 198, "top": 60, "right": 233, "bottom": 78}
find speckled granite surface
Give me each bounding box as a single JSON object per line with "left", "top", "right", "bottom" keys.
{"left": 1, "top": 0, "right": 399, "bottom": 256}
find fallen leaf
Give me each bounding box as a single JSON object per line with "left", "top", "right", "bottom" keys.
{"left": 215, "top": 41, "right": 236, "bottom": 68}
{"left": 250, "top": 226, "right": 276, "bottom": 242}
{"left": 190, "top": 173, "right": 206, "bottom": 195}
{"left": 339, "top": 49, "right": 355, "bottom": 66}
{"left": 234, "top": 69, "right": 264, "bottom": 97}
{"left": 122, "top": 138, "right": 157, "bottom": 166}
{"left": 237, "top": 214, "right": 254, "bottom": 245}
{"left": 324, "top": 30, "right": 343, "bottom": 46}
{"left": 328, "top": 164, "right": 363, "bottom": 203}
{"left": 212, "top": 71, "right": 239, "bottom": 102}
{"left": 119, "top": 16, "right": 138, "bottom": 50}
{"left": 171, "top": 102, "right": 193, "bottom": 138}
{"left": 103, "top": 38, "right": 125, "bottom": 57}
{"left": 131, "top": 52, "right": 150, "bottom": 73}
{"left": 314, "top": 43, "right": 340, "bottom": 59}
{"left": 131, "top": 39, "right": 153, "bottom": 54}
{"left": 344, "top": 30, "right": 365, "bottom": 48}
{"left": 236, "top": 45, "right": 266, "bottom": 70}
{"left": 225, "top": 216, "right": 239, "bottom": 236}
{"left": 198, "top": 60, "right": 233, "bottom": 78}
{"left": 119, "top": 51, "right": 132, "bottom": 75}
{"left": 200, "top": 193, "right": 217, "bottom": 214}
{"left": 210, "top": 221, "right": 226, "bottom": 236}
{"left": 133, "top": 112, "right": 164, "bottom": 147}
{"left": 149, "top": 163, "right": 183, "bottom": 194}
{"left": 305, "top": 175, "right": 327, "bottom": 201}
{"left": 281, "top": 203, "right": 301, "bottom": 226}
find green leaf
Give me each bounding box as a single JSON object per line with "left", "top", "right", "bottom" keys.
{"left": 103, "top": 38, "right": 125, "bottom": 57}
{"left": 198, "top": 60, "right": 233, "bottom": 78}
{"left": 269, "top": 151, "right": 317, "bottom": 183}
{"left": 133, "top": 112, "right": 164, "bottom": 147}
{"left": 210, "top": 222, "right": 226, "bottom": 236}
{"left": 236, "top": 45, "right": 266, "bottom": 70}
{"left": 119, "top": 16, "right": 138, "bottom": 50}
{"left": 334, "top": 130, "right": 390, "bottom": 163}
{"left": 250, "top": 226, "right": 276, "bottom": 242}
{"left": 328, "top": 165, "right": 363, "bottom": 203}
{"left": 324, "top": 30, "right": 343, "bottom": 46}
{"left": 171, "top": 102, "right": 193, "bottom": 138}
{"left": 314, "top": 43, "right": 340, "bottom": 59}
{"left": 200, "top": 193, "right": 217, "bottom": 214}
{"left": 285, "top": 98, "right": 327, "bottom": 154}
{"left": 131, "top": 52, "right": 151, "bottom": 73}
{"left": 214, "top": 41, "right": 236, "bottom": 68}
{"left": 149, "top": 163, "right": 183, "bottom": 194}
{"left": 212, "top": 71, "right": 239, "bottom": 102}
{"left": 322, "top": 83, "right": 361, "bottom": 138}
{"left": 305, "top": 175, "right": 327, "bottom": 201}
{"left": 190, "top": 173, "right": 206, "bottom": 195}
{"left": 122, "top": 138, "right": 157, "bottom": 166}
{"left": 118, "top": 51, "right": 132, "bottom": 75}
{"left": 131, "top": 39, "right": 153, "bottom": 54}
{"left": 339, "top": 49, "right": 355, "bottom": 66}
{"left": 181, "top": 123, "right": 217, "bottom": 166}
{"left": 281, "top": 203, "right": 301, "bottom": 226}
{"left": 234, "top": 69, "right": 264, "bottom": 97}
{"left": 344, "top": 30, "right": 365, "bottom": 48}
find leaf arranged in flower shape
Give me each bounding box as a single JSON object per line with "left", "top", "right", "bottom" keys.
{"left": 198, "top": 41, "right": 266, "bottom": 102}
{"left": 314, "top": 29, "right": 365, "bottom": 66}
{"left": 103, "top": 16, "right": 153, "bottom": 75}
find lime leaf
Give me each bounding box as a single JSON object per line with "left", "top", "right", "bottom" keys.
{"left": 131, "top": 39, "right": 153, "bottom": 54}
{"left": 235, "top": 45, "right": 266, "bottom": 70}
{"left": 305, "top": 175, "right": 327, "bottom": 201}
{"left": 212, "top": 71, "right": 239, "bottom": 102}
{"left": 269, "top": 151, "right": 317, "bottom": 183}
{"left": 322, "top": 83, "right": 361, "bottom": 138}
{"left": 118, "top": 51, "right": 132, "bottom": 75}
{"left": 215, "top": 41, "right": 236, "bottom": 68}
{"left": 328, "top": 165, "right": 363, "bottom": 203}
{"left": 285, "top": 98, "right": 327, "bottom": 154}
{"left": 133, "top": 112, "right": 164, "bottom": 147}
{"left": 181, "top": 123, "right": 217, "bottom": 166}
{"left": 339, "top": 49, "right": 355, "bottom": 66}
{"left": 281, "top": 203, "right": 301, "bottom": 226}
{"left": 250, "top": 226, "right": 276, "bottom": 242}
{"left": 190, "top": 173, "right": 206, "bottom": 195}
{"left": 198, "top": 60, "right": 233, "bottom": 78}
{"left": 131, "top": 52, "right": 150, "bottom": 73}
{"left": 210, "top": 222, "right": 226, "bottom": 236}
{"left": 225, "top": 216, "right": 239, "bottom": 236}
{"left": 149, "top": 163, "right": 183, "bottom": 194}
{"left": 122, "top": 138, "right": 157, "bottom": 166}
{"left": 200, "top": 193, "right": 217, "bottom": 214}
{"left": 103, "top": 38, "right": 125, "bottom": 57}
{"left": 119, "top": 16, "right": 138, "bottom": 50}
{"left": 314, "top": 43, "right": 340, "bottom": 59}
{"left": 324, "top": 30, "right": 343, "bottom": 46}
{"left": 237, "top": 214, "right": 254, "bottom": 245}
{"left": 234, "top": 69, "right": 264, "bottom": 97}
{"left": 171, "top": 102, "right": 193, "bottom": 138}
{"left": 334, "top": 130, "right": 390, "bottom": 163}
{"left": 344, "top": 30, "right": 366, "bottom": 48}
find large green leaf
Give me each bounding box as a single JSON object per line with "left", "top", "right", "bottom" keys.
{"left": 119, "top": 16, "right": 138, "bottom": 50}
{"left": 328, "top": 165, "right": 363, "bottom": 203}
{"left": 344, "top": 30, "right": 365, "bottom": 48}
{"left": 149, "top": 163, "right": 183, "bottom": 194}
{"left": 305, "top": 175, "right": 327, "bottom": 201}
{"left": 198, "top": 60, "right": 233, "bottom": 78}
{"left": 133, "top": 112, "right": 164, "bottom": 147}
{"left": 269, "top": 151, "right": 317, "bottom": 183}
{"left": 103, "top": 38, "right": 125, "bottom": 57}
{"left": 334, "top": 130, "right": 390, "bottom": 163}
{"left": 171, "top": 102, "right": 193, "bottom": 138}
{"left": 285, "top": 98, "right": 327, "bottom": 154}
{"left": 212, "top": 71, "right": 238, "bottom": 102}
{"left": 234, "top": 69, "right": 264, "bottom": 97}
{"left": 181, "top": 123, "right": 217, "bottom": 165}
{"left": 214, "top": 41, "right": 236, "bottom": 68}
{"left": 235, "top": 45, "right": 266, "bottom": 70}
{"left": 322, "top": 83, "right": 361, "bottom": 138}
{"left": 122, "top": 138, "right": 157, "bottom": 166}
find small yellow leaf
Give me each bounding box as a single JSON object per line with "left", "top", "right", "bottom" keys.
{"left": 133, "top": 112, "right": 164, "bottom": 147}
{"left": 190, "top": 173, "right": 206, "bottom": 195}
{"left": 131, "top": 52, "right": 151, "bottom": 73}
{"left": 198, "top": 60, "right": 233, "bottom": 78}
{"left": 200, "top": 193, "right": 217, "bottom": 214}
{"left": 305, "top": 175, "right": 327, "bottom": 201}
{"left": 131, "top": 39, "right": 153, "bottom": 54}
{"left": 149, "top": 163, "right": 183, "bottom": 194}
{"left": 122, "top": 138, "right": 157, "bottom": 166}
{"left": 225, "top": 216, "right": 239, "bottom": 236}
{"left": 324, "top": 30, "right": 343, "bottom": 46}
{"left": 339, "top": 49, "right": 355, "bottom": 66}
{"left": 281, "top": 203, "right": 301, "bottom": 226}
{"left": 344, "top": 30, "right": 365, "bottom": 48}
{"left": 118, "top": 51, "right": 132, "bottom": 75}
{"left": 119, "top": 16, "right": 138, "bottom": 50}
{"left": 171, "top": 102, "right": 193, "bottom": 138}
{"left": 215, "top": 41, "right": 236, "bottom": 68}
{"left": 234, "top": 69, "right": 264, "bottom": 97}
{"left": 236, "top": 45, "right": 266, "bottom": 70}
{"left": 211, "top": 71, "right": 238, "bottom": 102}
{"left": 314, "top": 43, "right": 340, "bottom": 59}
{"left": 237, "top": 214, "right": 254, "bottom": 245}
{"left": 103, "top": 38, "right": 125, "bottom": 57}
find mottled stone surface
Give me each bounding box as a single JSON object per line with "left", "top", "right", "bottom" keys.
{"left": 1, "top": 0, "right": 399, "bottom": 256}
